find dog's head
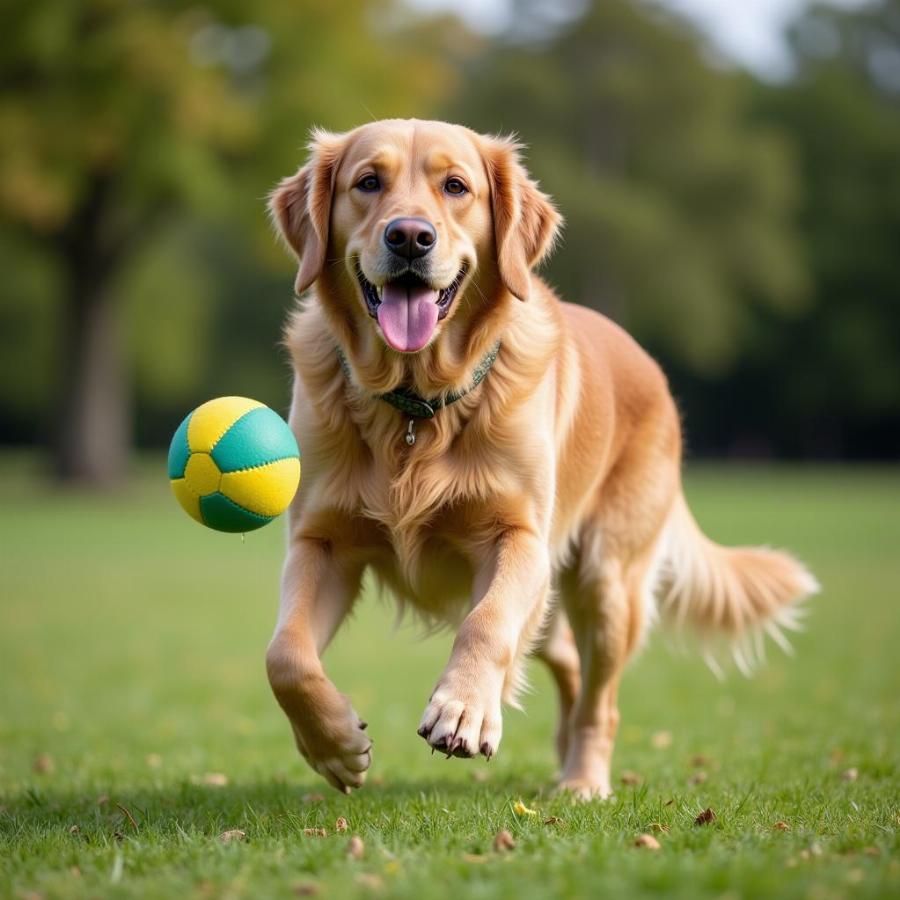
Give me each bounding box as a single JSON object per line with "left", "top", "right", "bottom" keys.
{"left": 270, "top": 119, "right": 561, "bottom": 354}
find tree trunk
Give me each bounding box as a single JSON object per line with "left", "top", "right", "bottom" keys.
{"left": 52, "top": 173, "right": 131, "bottom": 485}
{"left": 53, "top": 279, "right": 130, "bottom": 485}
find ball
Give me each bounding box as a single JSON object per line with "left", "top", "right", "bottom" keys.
{"left": 167, "top": 396, "right": 300, "bottom": 533}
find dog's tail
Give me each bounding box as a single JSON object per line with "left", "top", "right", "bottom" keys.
{"left": 656, "top": 492, "right": 819, "bottom": 675}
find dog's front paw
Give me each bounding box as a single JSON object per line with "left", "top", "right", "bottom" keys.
{"left": 417, "top": 674, "right": 503, "bottom": 760}
{"left": 289, "top": 699, "right": 372, "bottom": 794}
{"left": 267, "top": 649, "right": 372, "bottom": 793}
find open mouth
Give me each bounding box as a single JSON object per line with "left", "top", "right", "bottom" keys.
{"left": 356, "top": 264, "right": 468, "bottom": 353}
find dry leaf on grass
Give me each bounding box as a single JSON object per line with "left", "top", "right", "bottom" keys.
{"left": 303, "top": 828, "right": 327, "bottom": 837}
{"left": 198, "top": 773, "right": 228, "bottom": 787}
{"left": 543, "top": 816, "right": 562, "bottom": 826}
{"left": 68, "top": 825, "right": 80, "bottom": 835}
{"left": 695, "top": 807, "right": 717, "bottom": 826}
{"left": 219, "top": 829, "right": 246, "bottom": 844}
{"left": 799, "top": 843, "right": 824, "bottom": 860}
{"left": 335, "top": 817, "right": 348, "bottom": 833}
{"left": 293, "top": 884, "right": 319, "bottom": 896}
{"left": 862, "top": 847, "right": 880, "bottom": 857}
{"left": 302, "top": 792, "right": 325, "bottom": 803}
{"left": 620, "top": 770, "right": 643, "bottom": 786}
{"left": 32, "top": 754, "right": 54, "bottom": 775}
{"left": 689, "top": 771, "right": 708, "bottom": 785}
{"left": 493, "top": 829, "right": 516, "bottom": 852}
{"left": 651, "top": 731, "right": 672, "bottom": 749}
{"left": 649, "top": 822, "right": 670, "bottom": 833}
{"left": 690, "top": 754, "right": 712, "bottom": 768}
{"left": 841, "top": 768, "right": 859, "bottom": 782}
{"left": 634, "top": 833, "right": 661, "bottom": 850}
{"left": 461, "top": 853, "right": 488, "bottom": 864}
{"left": 347, "top": 836, "right": 365, "bottom": 860}
{"left": 773, "top": 821, "right": 790, "bottom": 831}
{"left": 513, "top": 800, "right": 537, "bottom": 816}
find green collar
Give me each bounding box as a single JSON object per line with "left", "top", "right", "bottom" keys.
{"left": 336, "top": 342, "right": 500, "bottom": 444}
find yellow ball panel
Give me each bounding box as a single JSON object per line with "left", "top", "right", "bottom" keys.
{"left": 188, "top": 396, "right": 263, "bottom": 453}
{"left": 219, "top": 457, "right": 301, "bottom": 517}
{"left": 170, "top": 477, "right": 203, "bottom": 524}
{"left": 184, "top": 452, "right": 221, "bottom": 496}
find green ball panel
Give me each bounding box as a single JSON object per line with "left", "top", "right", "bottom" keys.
{"left": 210, "top": 406, "right": 299, "bottom": 473}
{"left": 167, "top": 411, "right": 193, "bottom": 479}
{"left": 200, "top": 492, "right": 273, "bottom": 533}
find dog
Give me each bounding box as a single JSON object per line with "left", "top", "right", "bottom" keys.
{"left": 265, "top": 118, "right": 818, "bottom": 798}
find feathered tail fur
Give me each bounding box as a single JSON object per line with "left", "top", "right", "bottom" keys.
{"left": 656, "top": 493, "right": 820, "bottom": 676}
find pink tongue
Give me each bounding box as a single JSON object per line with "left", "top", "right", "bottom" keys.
{"left": 376, "top": 281, "right": 440, "bottom": 352}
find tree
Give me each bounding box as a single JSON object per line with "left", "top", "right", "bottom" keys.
{"left": 0, "top": 0, "right": 452, "bottom": 482}
{"left": 448, "top": 0, "right": 807, "bottom": 376}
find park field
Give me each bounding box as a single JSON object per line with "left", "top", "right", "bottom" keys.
{"left": 1, "top": 458, "right": 898, "bottom": 899}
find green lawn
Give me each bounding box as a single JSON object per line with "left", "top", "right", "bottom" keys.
{"left": 1, "top": 458, "right": 898, "bottom": 899}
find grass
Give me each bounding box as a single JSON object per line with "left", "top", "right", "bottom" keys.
{"left": 1, "top": 457, "right": 898, "bottom": 899}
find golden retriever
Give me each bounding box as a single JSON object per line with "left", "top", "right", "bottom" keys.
{"left": 265, "top": 119, "right": 818, "bottom": 798}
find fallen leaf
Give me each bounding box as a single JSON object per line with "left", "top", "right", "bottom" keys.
{"left": 695, "top": 807, "right": 717, "bottom": 826}
{"left": 689, "top": 771, "right": 708, "bottom": 785}
{"left": 620, "top": 770, "right": 643, "bottom": 786}
{"left": 293, "top": 884, "right": 319, "bottom": 896}
{"left": 493, "top": 829, "right": 516, "bottom": 852}
{"left": 691, "top": 754, "right": 712, "bottom": 768}
{"left": 513, "top": 800, "right": 537, "bottom": 816}
{"left": 347, "top": 835, "right": 365, "bottom": 860}
{"left": 200, "top": 773, "right": 228, "bottom": 787}
{"left": 651, "top": 731, "right": 672, "bottom": 749}
{"left": 830, "top": 748, "right": 846, "bottom": 764}
{"left": 664, "top": 798, "right": 675, "bottom": 807}
{"left": 543, "top": 816, "right": 562, "bottom": 826}
{"left": 335, "top": 816, "right": 348, "bottom": 833}
{"left": 841, "top": 768, "right": 859, "bottom": 782}
{"left": 69, "top": 825, "right": 80, "bottom": 834}
{"left": 634, "top": 833, "right": 661, "bottom": 850}
{"left": 219, "top": 829, "right": 246, "bottom": 843}
{"left": 32, "top": 754, "right": 54, "bottom": 775}
{"left": 773, "top": 821, "right": 790, "bottom": 831}
{"left": 649, "top": 822, "right": 670, "bottom": 833}
{"left": 303, "top": 828, "right": 327, "bottom": 837}
{"left": 863, "top": 847, "right": 880, "bottom": 857}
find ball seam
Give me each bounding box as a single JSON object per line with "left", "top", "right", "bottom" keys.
{"left": 217, "top": 453, "right": 300, "bottom": 476}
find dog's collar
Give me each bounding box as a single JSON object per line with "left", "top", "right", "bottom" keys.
{"left": 336, "top": 342, "right": 500, "bottom": 445}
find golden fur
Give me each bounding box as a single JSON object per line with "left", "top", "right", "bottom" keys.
{"left": 265, "top": 119, "right": 818, "bottom": 797}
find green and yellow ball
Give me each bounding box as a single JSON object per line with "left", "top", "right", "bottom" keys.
{"left": 167, "top": 396, "right": 300, "bottom": 533}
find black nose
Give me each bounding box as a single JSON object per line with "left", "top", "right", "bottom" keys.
{"left": 383, "top": 217, "right": 436, "bottom": 260}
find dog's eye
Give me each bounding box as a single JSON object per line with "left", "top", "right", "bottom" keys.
{"left": 356, "top": 174, "right": 381, "bottom": 193}
{"left": 444, "top": 177, "right": 468, "bottom": 196}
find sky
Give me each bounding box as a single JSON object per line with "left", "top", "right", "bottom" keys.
{"left": 408, "top": 0, "right": 871, "bottom": 78}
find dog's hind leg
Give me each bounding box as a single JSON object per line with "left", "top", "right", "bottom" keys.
{"left": 532, "top": 603, "right": 581, "bottom": 766}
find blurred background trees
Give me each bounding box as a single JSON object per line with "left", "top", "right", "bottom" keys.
{"left": 0, "top": 0, "right": 897, "bottom": 483}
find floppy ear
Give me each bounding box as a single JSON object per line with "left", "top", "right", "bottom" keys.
{"left": 482, "top": 135, "right": 563, "bottom": 302}
{"left": 268, "top": 129, "right": 345, "bottom": 295}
